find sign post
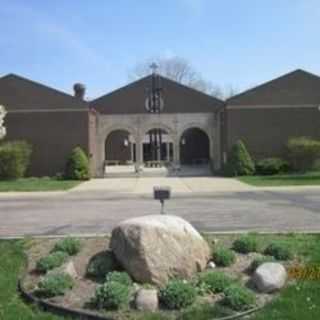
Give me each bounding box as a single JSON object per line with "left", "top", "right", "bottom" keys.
{"left": 153, "top": 186, "right": 171, "bottom": 214}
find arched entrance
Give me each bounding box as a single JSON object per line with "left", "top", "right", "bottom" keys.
{"left": 180, "top": 128, "right": 210, "bottom": 165}
{"left": 143, "top": 128, "right": 173, "bottom": 165}
{"left": 105, "top": 130, "right": 135, "bottom": 165}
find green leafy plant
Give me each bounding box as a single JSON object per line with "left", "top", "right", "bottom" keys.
{"left": 87, "top": 251, "right": 119, "bottom": 279}
{"left": 36, "top": 251, "right": 68, "bottom": 273}
{"left": 256, "top": 158, "right": 289, "bottom": 175}
{"left": 105, "top": 271, "right": 132, "bottom": 286}
{"left": 52, "top": 238, "right": 81, "bottom": 256}
{"left": 287, "top": 137, "right": 320, "bottom": 171}
{"left": 233, "top": 235, "right": 258, "bottom": 254}
{"left": 223, "top": 140, "right": 255, "bottom": 176}
{"left": 212, "top": 247, "right": 236, "bottom": 267}
{"left": 264, "top": 242, "right": 293, "bottom": 260}
{"left": 223, "top": 284, "right": 256, "bottom": 311}
{"left": 159, "top": 279, "right": 197, "bottom": 310}
{"left": 65, "top": 146, "right": 90, "bottom": 180}
{"left": 197, "top": 271, "right": 235, "bottom": 294}
{"left": 249, "top": 256, "right": 275, "bottom": 272}
{"left": 0, "top": 141, "right": 32, "bottom": 179}
{"left": 37, "top": 273, "right": 73, "bottom": 298}
{"left": 94, "top": 281, "right": 130, "bottom": 310}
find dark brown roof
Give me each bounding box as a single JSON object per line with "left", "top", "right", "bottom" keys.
{"left": 227, "top": 69, "right": 320, "bottom": 106}
{"left": 0, "top": 74, "right": 88, "bottom": 110}
{"left": 91, "top": 75, "right": 224, "bottom": 114}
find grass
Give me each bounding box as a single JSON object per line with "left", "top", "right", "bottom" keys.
{"left": 1, "top": 234, "right": 320, "bottom": 319}
{"left": 0, "top": 240, "right": 64, "bottom": 319}
{"left": 0, "top": 177, "right": 81, "bottom": 192}
{"left": 238, "top": 171, "right": 320, "bottom": 187}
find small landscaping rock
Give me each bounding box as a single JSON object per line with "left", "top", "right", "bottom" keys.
{"left": 207, "top": 261, "right": 216, "bottom": 269}
{"left": 253, "top": 262, "right": 287, "bottom": 293}
{"left": 135, "top": 288, "right": 159, "bottom": 312}
{"left": 49, "top": 261, "right": 78, "bottom": 280}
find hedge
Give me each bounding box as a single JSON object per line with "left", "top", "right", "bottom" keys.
{"left": 287, "top": 137, "right": 320, "bottom": 171}
{"left": 0, "top": 141, "right": 32, "bottom": 179}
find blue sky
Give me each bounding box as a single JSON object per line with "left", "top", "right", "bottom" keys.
{"left": 0, "top": 0, "right": 319, "bottom": 98}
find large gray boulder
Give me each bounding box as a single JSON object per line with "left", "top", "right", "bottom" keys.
{"left": 110, "top": 215, "right": 210, "bottom": 286}
{"left": 253, "top": 262, "right": 287, "bottom": 293}
{"left": 135, "top": 288, "right": 158, "bottom": 312}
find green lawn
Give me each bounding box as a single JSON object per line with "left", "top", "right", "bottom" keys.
{"left": 238, "top": 171, "right": 320, "bottom": 187}
{"left": 0, "top": 177, "right": 81, "bottom": 192}
{"left": 1, "top": 235, "right": 320, "bottom": 320}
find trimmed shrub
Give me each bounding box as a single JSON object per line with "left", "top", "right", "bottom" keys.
{"left": 36, "top": 251, "right": 68, "bottom": 273}
{"left": 249, "top": 256, "right": 275, "bottom": 272}
{"left": 105, "top": 271, "right": 132, "bottom": 287}
{"left": 52, "top": 238, "right": 81, "bottom": 256}
{"left": 37, "top": 273, "right": 73, "bottom": 298}
{"left": 256, "top": 158, "right": 289, "bottom": 175}
{"left": 223, "top": 284, "right": 256, "bottom": 311}
{"left": 287, "top": 137, "right": 320, "bottom": 171}
{"left": 264, "top": 242, "right": 293, "bottom": 261}
{"left": 212, "top": 247, "right": 236, "bottom": 267}
{"left": 65, "top": 147, "right": 90, "bottom": 180}
{"left": 223, "top": 140, "right": 255, "bottom": 176}
{"left": 160, "top": 279, "right": 197, "bottom": 310}
{"left": 0, "top": 141, "right": 32, "bottom": 179}
{"left": 197, "top": 271, "right": 235, "bottom": 294}
{"left": 233, "top": 235, "right": 258, "bottom": 254}
{"left": 94, "top": 281, "right": 130, "bottom": 310}
{"left": 87, "top": 251, "right": 119, "bottom": 279}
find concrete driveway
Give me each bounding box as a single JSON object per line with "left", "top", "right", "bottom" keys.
{"left": 1, "top": 188, "right": 320, "bottom": 237}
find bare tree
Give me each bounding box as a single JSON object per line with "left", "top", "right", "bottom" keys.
{"left": 129, "top": 56, "right": 237, "bottom": 100}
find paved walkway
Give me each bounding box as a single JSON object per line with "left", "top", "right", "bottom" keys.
{"left": 1, "top": 188, "right": 320, "bottom": 237}
{"left": 71, "top": 177, "right": 255, "bottom": 194}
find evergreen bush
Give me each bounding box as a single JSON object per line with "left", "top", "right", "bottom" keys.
{"left": 223, "top": 140, "right": 255, "bottom": 176}
{"left": 36, "top": 251, "right": 68, "bottom": 273}
{"left": 233, "top": 235, "right": 258, "bottom": 254}
{"left": 52, "top": 237, "right": 81, "bottom": 256}
{"left": 94, "top": 281, "right": 130, "bottom": 310}
{"left": 37, "top": 273, "right": 73, "bottom": 298}
{"left": 223, "top": 284, "right": 256, "bottom": 311}
{"left": 105, "top": 271, "right": 132, "bottom": 286}
{"left": 212, "top": 247, "right": 236, "bottom": 267}
{"left": 87, "top": 251, "right": 119, "bottom": 279}
{"left": 264, "top": 242, "right": 293, "bottom": 261}
{"left": 160, "top": 279, "right": 197, "bottom": 310}
{"left": 197, "top": 271, "right": 235, "bottom": 294}
{"left": 65, "top": 147, "right": 90, "bottom": 180}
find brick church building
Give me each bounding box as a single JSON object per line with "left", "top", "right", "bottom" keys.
{"left": 0, "top": 69, "right": 320, "bottom": 177}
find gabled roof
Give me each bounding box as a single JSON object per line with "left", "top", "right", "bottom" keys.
{"left": 91, "top": 75, "right": 224, "bottom": 114}
{"left": 227, "top": 69, "right": 320, "bottom": 106}
{"left": 0, "top": 74, "right": 88, "bottom": 110}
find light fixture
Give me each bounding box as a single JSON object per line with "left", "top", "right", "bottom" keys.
{"left": 181, "top": 138, "right": 186, "bottom": 145}
{"left": 124, "top": 138, "right": 129, "bottom": 147}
